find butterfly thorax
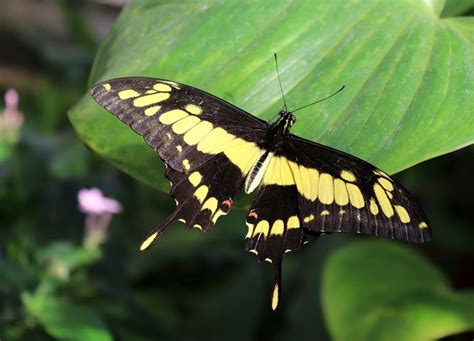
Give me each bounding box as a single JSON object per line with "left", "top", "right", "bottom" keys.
{"left": 264, "top": 110, "right": 295, "bottom": 151}
{"left": 244, "top": 111, "right": 295, "bottom": 194}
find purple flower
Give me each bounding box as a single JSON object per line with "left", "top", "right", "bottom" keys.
{"left": 78, "top": 188, "right": 122, "bottom": 248}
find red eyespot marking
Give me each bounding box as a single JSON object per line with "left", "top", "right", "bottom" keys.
{"left": 248, "top": 210, "right": 258, "bottom": 219}
{"left": 221, "top": 198, "right": 233, "bottom": 212}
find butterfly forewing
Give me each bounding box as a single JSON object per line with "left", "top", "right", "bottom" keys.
{"left": 90, "top": 77, "right": 268, "bottom": 173}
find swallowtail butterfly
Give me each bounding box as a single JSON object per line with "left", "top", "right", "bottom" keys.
{"left": 91, "top": 71, "right": 430, "bottom": 310}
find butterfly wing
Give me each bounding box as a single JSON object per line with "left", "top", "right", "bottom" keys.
{"left": 90, "top": 77, "right": 268, "bottom": 173}
{"left": 245, "top": 134, "right": 430, "bottom": 309}
{"left": 91, "top": 77, "right": 270, "bottom": 249}
{"left": 278, "top": 135, "right": 431, "bottom": 242}
{"left": 245, "top": 183, "right": 321, "bottom": 310}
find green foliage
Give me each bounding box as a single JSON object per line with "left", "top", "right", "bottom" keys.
{"left": 23, "top": 289, "right": 112, "bottom": 341}
{"left": 70, "top": 0, "right": 473, "bottom": 193}
{"left": 0, "top": 141, "right": 14, "bottom": 163}
{"left": 1, "top": 240, "right": 110, "bottom": 340}
{"left": 322, "top": 240, "right": 474, "bottom": 340}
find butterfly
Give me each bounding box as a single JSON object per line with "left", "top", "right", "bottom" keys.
{"left": 90, "top": 74, "right": 430, "bottom": 310}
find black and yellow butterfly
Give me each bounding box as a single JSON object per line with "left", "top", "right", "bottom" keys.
{"left": 90, "top": 76, "right": 430, "bottom": 310}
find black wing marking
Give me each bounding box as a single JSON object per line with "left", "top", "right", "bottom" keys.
{"left": 90, "top": 77, "right": 268, "bottom": 173}
{"left": 282, "top": 135, "right": 431, "bottom": 243}
{"left": 245, "top": 184, "right": 321, "bottom": 310}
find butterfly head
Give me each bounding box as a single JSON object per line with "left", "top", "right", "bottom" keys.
{"left": 278, "top": 110, "right": 296, "bottom": 129}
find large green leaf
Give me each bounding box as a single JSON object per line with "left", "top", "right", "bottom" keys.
{"left": 69, "top": 0, "right": 473, "bottom": 191}
{"left": 321, "top": 240, "right": 474, "bottom": 340}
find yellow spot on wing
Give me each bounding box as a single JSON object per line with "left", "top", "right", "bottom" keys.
{"left": 223, "top": 138, "right": 261, "bottom": 175}
{"left": 254, "top": 220, "right": 270, "bottom": 238}
{"left": 153, "top": 83, "right": 172, "bottom": 92}
{"left": 245, "top": 222, "right": 254, "bottom": 238}
{"left": 321, "top": 210, "right": 330, "bottom": 216}
{"left": 188, "top": 172, "right": 202, "bottom": 186}
{"left": 280, "top": 158, "right": 295, "bottom": 186}
{"left": 144, "top": 105, "right": 161, "bottom": 116}
{"left": 140, "top": 232, "right": 158, "bottom": 251}
{"left": 119, "top": 89, "right": 140, "bottom": 99}
{"left": 197, "top": 127, "right": 235, "bottom": 154}
{"left": 102, "top": 83, "right": 111, "bottom": 91}
{"left": 334, "top": 178, "right": 349, "bottom": 205}
{"left": 370, "top": 198, "right": 379, "bottom": 215}
{"left": 378, "top": 177, "right": 394, "bottom": 191}
{"left": 419, "top": 222, "right": 428, "bottom": 229}
{"left": 318, "top": 173, "right": 334, "bottom": 204}
{"left": 288, "top": 162, "right": 304, "bottom": 198}
{"left": 145, "top": 89, "right": 157, "bottom": 94}
{"left": 194, "top": 185, "right": 208, "bottom": 203}
{"left": 307, "top": 168, "right": 319, "bottom": 201}
{"left": 185, "top": 104, "right": 203, "bottom": 115}
{"left": 212, "top": 209, "right": 227, "bottom": 224}
{"left": 183, "top": 121, "right": 214, "bottom": 145}
{"left": 159, "top": 109, "right": 188, "bottom": 124}
{"left": 374, "top": 183, "right": 394, "bottom": 217}
{"left": 202, "top": 197, "right": 218, "bottom": 215}
{"left": 346, "top": 183, "right": 365, "bottom": 208}
{"left": 303, "top": 214, "right": 314, "bottom": 223}
{"left": 262, "top": 155, "right": 278, "bottom": 185}
{"left": 341, "top": 170, "right": 356, "bottom": 182}
{"left": 171, "top": 116, "right": 201, "bottom": 135}
{"left": 176, "top": 145, "right": 183, "bottom": 152}
{"left": 272, "top": 284, "right": 279, "bottom": 311}
{"left": 287, "top": 216, "right": 300, "bottom": 229}
{"left": 133, "top": 92, "right": 170, "bottom": 107}
{"left": 182, "top": 159, "right": 191, "bottom": 170}
{"left": 269, "top": 156, "right": 281, "bottom": 185}
{"left": 394, "top": 205, "right": 410, "bottom": 223}
{"left": 271, "top": 220, "right": 284, "bottom": 236}
{"left": 300, "top": 165, "right": 312, "bottom": 201}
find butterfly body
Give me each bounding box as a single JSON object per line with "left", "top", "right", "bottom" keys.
{"left": 91, "top": 77, "right": 431, "bottom": 310}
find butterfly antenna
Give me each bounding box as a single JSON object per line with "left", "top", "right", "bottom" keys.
{"left": 291, "top": 85, "right": 346, "bottom": 114}
{"left": 274, "top": 53, "right": 288, "bottom": 112}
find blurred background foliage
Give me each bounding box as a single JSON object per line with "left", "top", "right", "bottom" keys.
{"left": 0, "top": 0, "right": 473, "bottom": 340}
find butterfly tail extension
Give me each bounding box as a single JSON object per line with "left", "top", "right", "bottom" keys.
{"left": 271, "top": 259, "right": 282, "bottom": 311}
{"left": 139, "top": 209, "right": 181, "bottom": 251}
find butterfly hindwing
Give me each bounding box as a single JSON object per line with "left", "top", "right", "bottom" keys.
{"left": 166, "top": 153, "right": 244, "bottom": 232}
{"left": 90, "top": 77, "right": 268, "bottom": 174}
{"left": 273, "top": 135, "right": 431, "bottom": 242}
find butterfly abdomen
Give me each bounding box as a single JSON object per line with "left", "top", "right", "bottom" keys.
{"left": 244, "top": 151, "right": 274, "bottom": 194}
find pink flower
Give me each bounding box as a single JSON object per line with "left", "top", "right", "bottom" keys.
{"left": 78, "top": 188, "right": 122, "bottom": 214}
{"left": 0, "top": 89, "right": 23, "bottom": 145}
{"left": 1, "top": 89, "right": 23, "bottom": 128}
{"left": 78, "top": 188, "right": 122, "bottom": 248}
